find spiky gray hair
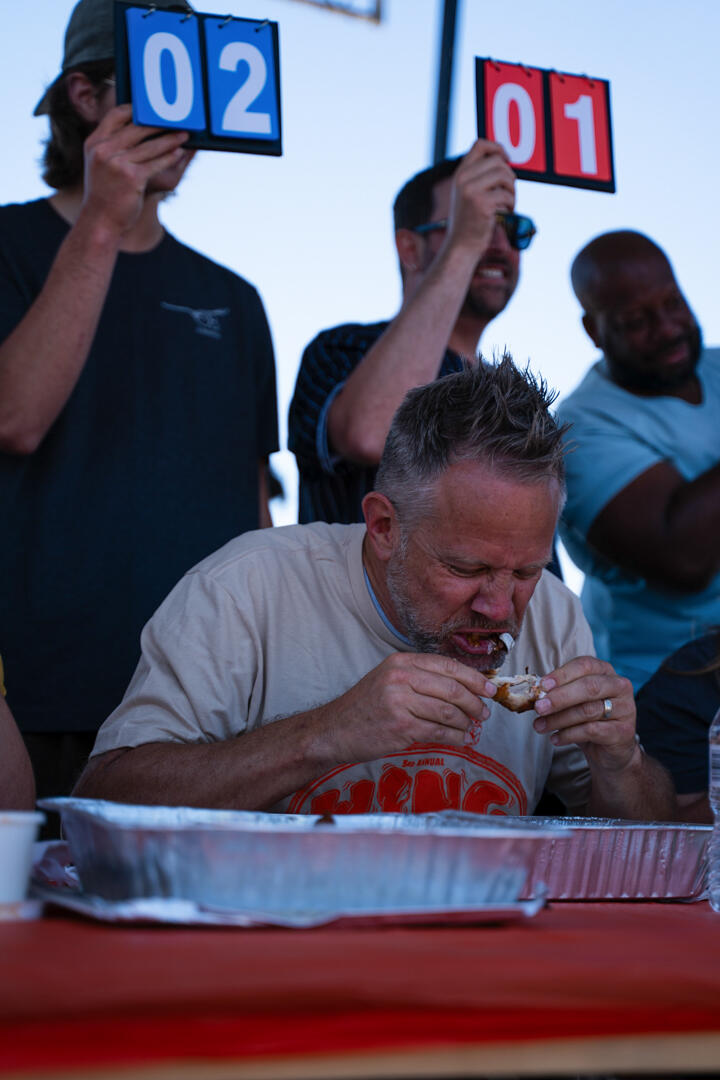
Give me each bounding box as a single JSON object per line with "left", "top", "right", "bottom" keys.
{"left": 374, "top": 353, "right": 568, "bottom": 527}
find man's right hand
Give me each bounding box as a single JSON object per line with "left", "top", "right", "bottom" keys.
{"left": 313, "top": 652, "right": 497, "bottom": 765}
{"left": 0, "top": 107, "right": 193, "bottom": 454}
{"left": 81, "top": 105, "right": 192, "bottom": 238}
{"left": 445, "top": 138, "right": 516, "bottom": 256}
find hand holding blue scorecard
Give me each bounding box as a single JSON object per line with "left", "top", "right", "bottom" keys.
{"left": 114, "top": 1, "right": 282, "bottom": 155}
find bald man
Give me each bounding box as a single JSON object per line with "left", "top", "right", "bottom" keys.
{"left": 556, "top": 230, "right": 720, "bottom": 690}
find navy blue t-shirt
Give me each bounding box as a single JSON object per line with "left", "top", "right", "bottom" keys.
{"left": 0, "top": 199, "right": 278, "bottom": 733}
{"left": 636, "top": 632, "right": 720, "bottom": 794}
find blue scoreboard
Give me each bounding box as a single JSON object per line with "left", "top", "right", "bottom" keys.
{"left": 114, "top": 2, "right": 282, "bottom": 155}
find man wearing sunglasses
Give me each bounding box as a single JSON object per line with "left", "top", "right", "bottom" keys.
{"left": 288, "top": 139, "right": 536, "bottom": 527}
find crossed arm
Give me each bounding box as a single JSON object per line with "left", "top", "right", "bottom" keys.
{"left": 588, "top": 458, "right": 720, "bottom": 592}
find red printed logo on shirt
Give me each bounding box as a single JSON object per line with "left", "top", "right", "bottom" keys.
{"left": 287, "top": 743, "right": 527, "bottom": 815}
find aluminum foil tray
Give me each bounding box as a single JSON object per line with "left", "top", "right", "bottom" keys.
{"left": 516, "top": 816, "right": 710, "bottom": 900}
{"left": 38, "top": 799, "right": 566, "bottom": 914}
{"left": 30, "top": 887, "right": 547, "bottom": 928}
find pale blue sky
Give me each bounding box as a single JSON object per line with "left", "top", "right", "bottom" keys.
{"left": 3, "top": 1, "right": 719, "bottom": 589}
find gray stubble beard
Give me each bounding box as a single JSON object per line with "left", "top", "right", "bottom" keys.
{"left": 385, "top": 551, "right": 515, "bottom": 673}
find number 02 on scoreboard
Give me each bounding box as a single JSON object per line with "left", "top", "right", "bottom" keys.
{"left": 114, "top": 2, "right": 282, "bottom": 157}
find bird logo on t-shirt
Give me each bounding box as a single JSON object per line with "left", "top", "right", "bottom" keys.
{"left": 160, "top": 302, "right": 230, "bottom": 340}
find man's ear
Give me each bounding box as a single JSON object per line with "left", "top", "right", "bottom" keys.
{"left": 394, "top": 228, "right": 422, "bottom": 275}
{"left": 65, "top": 71, "right": 104, "bottom": 124}
{"left": 362, "top": 491, "right": 400, "bottom": 563}
{"left": 581, "top": 312, "right": 601, "bottom": 347}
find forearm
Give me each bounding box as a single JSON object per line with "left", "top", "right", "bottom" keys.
{"left": 257, "top": 460, "right": 273, "bottom": 528}
{"left": 585, "top": 742, "right": 678, "bottom": 821}
{"left": 676, "top": 792, "right": 711, "bottom": 824}
{"left": 0, "top": 210, "right": 120, "bottom": 454}
{"left": 73, "top": 650, "right": 495, "bottom": 809}
{"left": 74, "top": 707, "right": 345, "bottom": 811}
{"left": 661, "top": 461, "right": 720, "bottom": 586}
{"left": 328, "top": 245, "right": 479, "bottom": 464}
{"left": 0, "top": 698, "right": 35, "bottom": 810}
{"left": 589, "top": 460, "right": 720, "bottom": 592}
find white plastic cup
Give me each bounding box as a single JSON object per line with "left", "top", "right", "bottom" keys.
{"left": 0, "top": 811, "right": 46, "bottom": 903}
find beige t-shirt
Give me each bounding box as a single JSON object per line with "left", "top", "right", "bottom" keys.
{"left": 93, "top": 523, "right": 595, "bottom": 814}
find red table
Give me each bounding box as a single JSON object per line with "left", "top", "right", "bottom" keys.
{"left": 3, "top": 901, "right": 720, "bottom": 1078}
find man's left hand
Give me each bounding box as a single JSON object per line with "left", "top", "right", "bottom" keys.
{"left": 532, "top": 656, "right": 637, "bottom": 771}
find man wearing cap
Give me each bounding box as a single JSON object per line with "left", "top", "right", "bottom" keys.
{"left": 288, "top": 142, "right": 536, "bottom": 526}
{"left": 0, "top": 0, "right": 279, "bottom": 806}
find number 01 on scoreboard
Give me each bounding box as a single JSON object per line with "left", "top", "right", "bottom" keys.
{"left": 476, "top": 58, "right": 614, "bottom": 193}
{"left": 114, "top": 1, "right": 282, "bottom": 157}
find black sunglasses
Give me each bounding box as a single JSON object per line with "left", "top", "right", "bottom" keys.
{"left": 412, "top": 211, "right": 537, "bottom": 251}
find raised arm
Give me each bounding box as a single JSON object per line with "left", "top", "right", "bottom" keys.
{"left": 0, "top": 104, "right": 189, "bottom": 454}
{"left": 73, "top": 653, "right": 496, "bottom": 810}
{"left": 327, "top": 140, "right": 516, "bottom": 465}
{"left": 587, "top": 459, "right": 720, "bottom": 592}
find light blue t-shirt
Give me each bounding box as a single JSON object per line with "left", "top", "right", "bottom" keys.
{"left": 557, "top": 348, "right": 720, "bottom": 690}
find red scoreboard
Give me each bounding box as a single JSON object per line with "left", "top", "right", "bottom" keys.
{"left": 476, "top": 59, "right": 615, "bottom": 192}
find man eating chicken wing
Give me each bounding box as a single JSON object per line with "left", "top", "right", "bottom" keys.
{"left": 76, "top": 357, "right": 676, "bottom": 820}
